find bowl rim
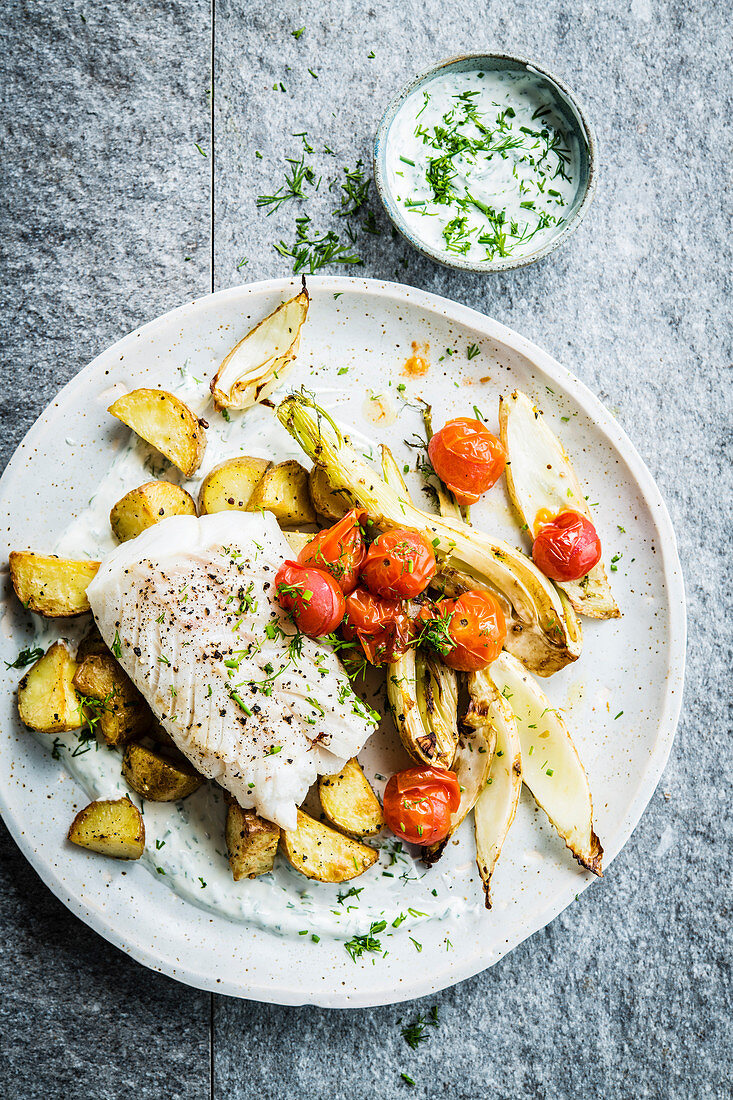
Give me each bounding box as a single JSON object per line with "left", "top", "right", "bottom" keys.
{"left": 373, "top": 52, "right": 598, "bottom": 274}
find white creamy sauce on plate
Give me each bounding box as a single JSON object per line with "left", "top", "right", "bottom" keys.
{"left": 29, "top": 371, "right": 470, "bottom": 944}
{"left": 385, "top": 68, "right": 580, "bottom": 263}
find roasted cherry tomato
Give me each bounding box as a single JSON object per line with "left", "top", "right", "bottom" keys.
{"left": 423, "top": 589, "right": 507, "bottom": 671}
{"left": 360, "top": 528, "right": 436, "bottom": 599}
{"left": 532, "top": 510, "right": 602, "bottom": 582}
{"left": 342, "top": 585, "right": 413, "bottom": 665}
{"left": 383, "top": 766, "right": 461, "bottom": 846}
{"left": 427, "top": 417, "right": 506, "bottom": 505}
{"left": 298, "top": 509, "right": 367, "bottom": 594}
{"left": 274, "top": 560, "right": 345, "bottom": 637}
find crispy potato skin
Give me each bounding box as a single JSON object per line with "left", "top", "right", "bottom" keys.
{"left": 247, "top": 459, "right": 316, "bottom": 526}
{"left": 198, "top": 456, "right": 271, "bottom": 515}
{"left": 319, "top": 759, "right": 384, "bottom": 838}
{"left": 108, "top": 388, "right": 206, "bottom": 477}
{"left": 67, "top": 797, "right": 145, "bottom": 860}
{"left": 147, "top": 720, "right": 183, "bottom": 755}
{"left": 122, "top": 741, "right": 203, "bottom": 801}
{"left": 9, "top": 552, "right": 100, "bottom": 617}
{"left": 280, "top": 809, "right": 378, "bottom": 882}
{"left": 73, "top": 654, "right": 152, "bottom": 747}
{"left": 226, "top": 803, "right": 280, "bottom": 880}
{"left": 76, "top": 624, "right": 110, "bottom": 662}
{"left": 18, "top": 642, "right": 80, "bottom": 733}
{"left": 110, "top": 480, "right": 196, "bottom": 542}
{"left": 308, "top": 465, "right": 349, "bottom": 521}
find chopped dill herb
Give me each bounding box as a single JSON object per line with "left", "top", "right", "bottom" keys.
{"left": 344, "top": 920, "right": 387, "bottom": 961}
{"left": 275, "top": 214, "right": 363, "bottom": 274}
{"left": 257, "top": 155, "right": 317, "bottom": 214}
{"left": 5, "top": 646, "right": 44, "bottom": 670}
{"left": 334, "top": 160, "right": 371, "bottom": 218}
{"left": 337, "top": 885, "right": 363, "bottom": 905}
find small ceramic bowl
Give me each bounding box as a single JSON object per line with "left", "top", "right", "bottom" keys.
{"left": 373, "top": 53, "right": 597, "bottom": 273}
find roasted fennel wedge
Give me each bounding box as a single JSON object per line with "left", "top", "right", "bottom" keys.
{"left": 210, "top": 281, "right": 309, "bottom": 410}
{"left": 423, "top": 688, "right": 496, "bottom": 865}
{"left": 490, "top": 650, "right": 603, "bottom": 875}
{"left": 388, "top": 643, "right": 456, "bottom": 768}
{"left": 381, "top": 445, "right": 458, "bottom": 769}
{"left": 499, "top": 390, "right": 620, "bottom": 619}
{"left": 415, "top": 651, "right": 459, "bottom": 764}
{"left": 277, "top": 393, "right": 581, "bottom": 675}
{"left": 470, "top": 669, "right": 523, "bottom": 906}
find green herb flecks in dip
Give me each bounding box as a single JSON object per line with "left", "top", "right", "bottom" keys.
{"left": 385, "top": 69, "right": 581, "bottom": 263}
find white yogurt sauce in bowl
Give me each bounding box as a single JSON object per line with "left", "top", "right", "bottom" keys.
{"left": 374, "top": 55, "right": 596, "bottom": 272}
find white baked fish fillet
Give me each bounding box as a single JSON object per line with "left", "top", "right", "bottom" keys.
{"left": 86, "top": 511, "right": 378, "bottom": 829}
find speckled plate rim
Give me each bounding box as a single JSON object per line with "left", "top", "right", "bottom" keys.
{"left": 373, "top": 53, "right": 598, "bottom": 273}
{"left": 0, "top": 276, "right": 686, "bottom": 1007}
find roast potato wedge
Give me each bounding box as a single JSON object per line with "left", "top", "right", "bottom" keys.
{"left": 210, "top": 282, "right": 309, "bottom": 410}
{"left": 308, "top": 464, "right": 349, "bottom": 521}
{"left": 108, "top": 388, "right": 206, "bottom": 477}
{"left": 280, "top": 809, "right": 378, "bottom": 882}
{"left": 282, "top": 530, "right": 312, "bottom": 556}
{"left": 198, "top": 455, "right": 271, "bottom": 514}
{"left": 319, "top": 758, "right": 384, "bottom": 838}
{"left": 73, "top": 654, "right": 152, "bottom": 747}
{"left": 9, "top": 552, "right": 100, "bottom": 617}
{"left": 18, "top": 641, "right": 81, "bottom": 733}
{"left": 110, "top": 480, "right": 196, "bottom": 542}
{"left": 76, "top": 624, "right": 110, "bottom": 662}
{"left": 122, "top": 741, "right": 203, "bottom": 801}
{"left": 247, "top": 459, "right": 316, "bottom": 526}
{"left": 147, "top": 719, "right": 182, "bottom": 755}
{"left": 67, "top": 797, "right": 145, "bottom": 860}
{"left": 226, "top": 803, "right": 280, "bottom": 880}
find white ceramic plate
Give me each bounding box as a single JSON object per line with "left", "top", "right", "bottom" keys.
{"left": 0, "top": 277, "right": 685, "bottom": 1007}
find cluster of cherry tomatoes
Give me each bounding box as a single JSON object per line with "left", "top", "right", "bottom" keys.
{"left": 275, "top": 511, "right": 508, "bottom": 673}
{"left": 274, "top": 415, "right": 603, "bottom": 847}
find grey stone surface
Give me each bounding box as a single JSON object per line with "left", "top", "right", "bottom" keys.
{"left": 2, "top": 0, "right": 731, "bottom": 1097}
{"left": 0, "top": 2, "right": 211, "bottom": 1097}
{"left": 0, "top": 0, "right": 212, "bottom": 468}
